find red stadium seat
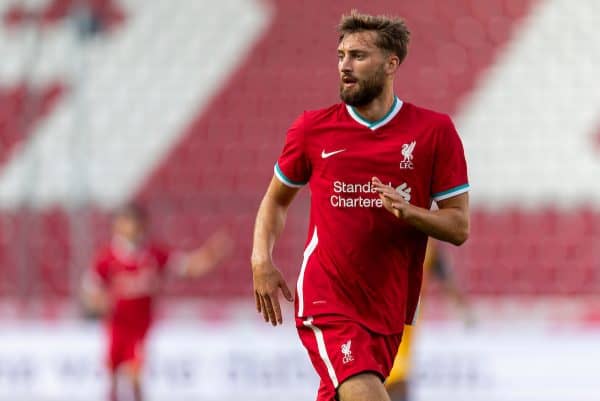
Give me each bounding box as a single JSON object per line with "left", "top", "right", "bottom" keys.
{"left": 2, "top": 0, "right": 598, "bottom": 303}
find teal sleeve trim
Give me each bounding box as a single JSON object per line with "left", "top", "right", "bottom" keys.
{"left": 274, "top": 162, "right": 307, "bottom": 188}
{"left": 432, "top": 183, "right": 470, "bottom": 201}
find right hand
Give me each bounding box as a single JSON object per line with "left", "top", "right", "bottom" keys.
{"left": 252, "top": 260, "right": 294, "bottom": 326}
{"left": 372, "top": 176, "right": 409, "bottom": 219}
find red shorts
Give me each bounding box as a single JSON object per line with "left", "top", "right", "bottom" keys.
{"left": 107, "top": 325, "right": 149, "bottom": 372}
{"left": 296, "top": 315, "right": 402, "bottom": 401}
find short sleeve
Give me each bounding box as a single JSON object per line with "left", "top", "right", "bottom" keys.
{"left": 431, "top": 116, "right": 470, "bottom": 202}
{"left": 151, "top": 245, "right": 171, "bottom": 273}
{"left": 93, "top": 252, "right": 111, "bottom": 285}
{"left": 274, "top": 113, "right": 311, "bottom": 187}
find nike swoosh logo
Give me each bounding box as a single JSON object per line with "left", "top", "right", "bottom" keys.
{"left": 321, "top": 149, "right": 346, "bottom": 159}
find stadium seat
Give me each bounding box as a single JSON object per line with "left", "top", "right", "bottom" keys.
{"left": 2, "top": 0, "right": 599, "bottom": 303}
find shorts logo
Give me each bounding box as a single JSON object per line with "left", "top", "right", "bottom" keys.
{"left": 400, "top": 141, "right": 416, "bottom": 169}
{"left": 341, "top": 340, "right": 354, "bottom": 364}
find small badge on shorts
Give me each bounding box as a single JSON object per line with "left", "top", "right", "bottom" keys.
{"left": 341, "top": 340, "right": 354, "bottom": 364}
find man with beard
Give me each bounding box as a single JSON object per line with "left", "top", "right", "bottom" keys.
{"left": 251, "top": 10, "right": 470, "bottom": 401}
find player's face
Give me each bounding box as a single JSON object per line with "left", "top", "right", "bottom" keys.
{"left": 338, "top": 31, "right": 388, "bottom": 107}
{"left": 113, "top": 214, "right": 145, "bottom": 243}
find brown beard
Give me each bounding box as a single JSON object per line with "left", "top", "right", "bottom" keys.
{"left": 339, "top": 64, "right": 386, "bottom": 107}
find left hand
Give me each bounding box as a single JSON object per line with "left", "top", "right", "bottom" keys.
{"left": 371, "top": 176, "right": 408, "bottom": 219}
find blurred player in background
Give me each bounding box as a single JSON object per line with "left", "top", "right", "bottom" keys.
{"left": 385, "top": 240, "right": 474, "bottom": 401}
{"left": 251, "top": 10, "right": 469, "bottom": 401}
{"left": 81, "top": 203, "right": 233, "bottom": 401}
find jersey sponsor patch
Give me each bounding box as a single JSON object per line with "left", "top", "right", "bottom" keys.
{"left": 329, "top": 180, "right": 412, "bottom": 208}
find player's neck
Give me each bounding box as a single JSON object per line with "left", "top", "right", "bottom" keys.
{"left": 351, "top": 91, "right": 396, "bottom": 123}
{"left": 112, "top": 234, "right": 142, "bottom": 255}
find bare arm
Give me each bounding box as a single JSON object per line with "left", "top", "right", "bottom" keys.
{"left": 178, "top": 229, "right": 233, "bottom": 277}
{"left": 251, "top": 176, "right": 301, "bottom": 326}
{"left": 372, "top": 177, "right": 469, "bottom": 245}
{"left": 80, "top": 273, "right": 110, "bottom": 317}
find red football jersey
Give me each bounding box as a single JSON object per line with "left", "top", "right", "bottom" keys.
{"left": 275, "top": 98, "right": 469, "bottom": 334}
{"left": 93, "top": 239, "right": 170, "bottom": 330}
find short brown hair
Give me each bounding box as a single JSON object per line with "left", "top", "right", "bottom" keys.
{"left": 338, "top": 10, "right": 410, "bottom": 64}
{"left": 115, "top": 202, "right": 148, "bottom": 224}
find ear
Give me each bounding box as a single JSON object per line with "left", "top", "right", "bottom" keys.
{"left": 386, "top": 54, "right": 400, "bottom": 75}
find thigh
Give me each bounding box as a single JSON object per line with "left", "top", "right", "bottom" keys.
{"left": 107, "top": 328, "right": 124, "bottom": 372}
{"left": 122, "top": 335, "right": 146, "bottom": 374}
{"left": 109, "top": 327, "right": 148, "bottom": 373}
{"left": 296, "top": 315, "right": 402, "bottom": 401}
{"left": 338, "top": 372, "right": 391, "bottom": 401}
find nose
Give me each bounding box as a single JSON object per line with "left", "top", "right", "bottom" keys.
{"left": 339, "top": 54, "right": 352, "bottom": 73}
